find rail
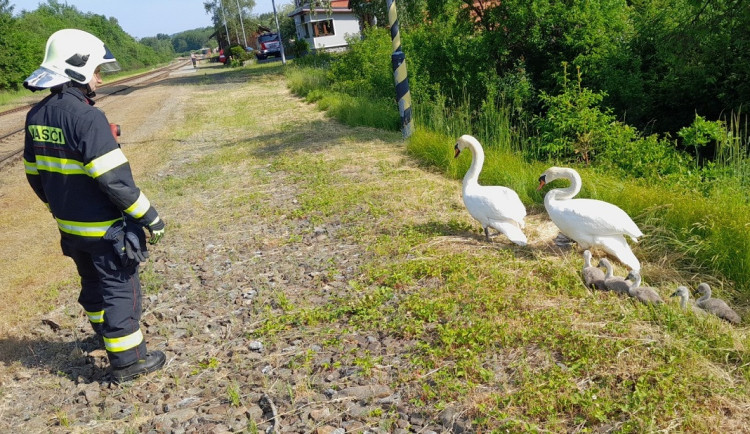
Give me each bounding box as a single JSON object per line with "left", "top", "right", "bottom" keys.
{"left": 0, "top": 60, "right": 189, "bottom": 167}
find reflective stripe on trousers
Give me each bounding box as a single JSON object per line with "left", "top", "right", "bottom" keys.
{"left": 62, "top": 235, "right": 148, "bottom": 367}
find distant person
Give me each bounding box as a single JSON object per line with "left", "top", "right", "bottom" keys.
{"left": 22, "top": 29, "right": 167, "bottom": 383}
{"left": 191, "top": 52, "right": 197, "bottom": 68}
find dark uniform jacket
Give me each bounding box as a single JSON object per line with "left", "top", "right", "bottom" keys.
{"left": 23, "top": 85, "right": 161, "bottom": 239}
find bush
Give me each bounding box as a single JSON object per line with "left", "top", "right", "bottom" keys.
{"left": 530, "top": 64, "right": 691, "bottom": 179}
{"left": 327, "top": 27, "right": 394, "bottom": 100}
{"left": 230, "top": 45, "right": 251, "bottom": 62}
{"left": 290, "top": 38, "right": 309, "bottom": 58}
{"left": 678, "top": 115, "right": 727, "bottom": 162}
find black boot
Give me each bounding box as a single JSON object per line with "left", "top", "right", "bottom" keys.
{"left": 111, "top": 350, "right": 166, "bottom": 383}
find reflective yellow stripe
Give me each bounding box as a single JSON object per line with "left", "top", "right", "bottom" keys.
{"left": 35, "top": 155, "right": 87, "bottom": 175}
{"left": 86, "top": 310, "right": 105, "bottom": 324}
{"left": 149, "top": 216, "right": 161, "bottom": 227}
{"left": 124, "top": 192, "right": 151, "bottom": 219}
{"left": 103, "top": 329, "right": 143, "bottom": 353}
{"left": 85, "top": 148, "right": 128, "bottom": 178}
{"left": 23, "top": 158, "right": 39, "bottom": 175}
{"left": 55, "top": 217, "right": 122, "bottom": 237}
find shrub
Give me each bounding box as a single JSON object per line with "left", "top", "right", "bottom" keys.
{"left": 530, "top": 64, "right": 691, "bottom": 179}
{"left": 530, "top": 64, "right": 615, "bottom": 164}
{"left": 678, "top": 115, "right": 728, "bottom": 162}
{"left": 230, "top": 44, "right": 251, "bottom": 62}
{"left": 290, "top": 38, "right": 309, "bottom": 58}
{"left": 327, "top": 27, "right": 394, "bottom": 100}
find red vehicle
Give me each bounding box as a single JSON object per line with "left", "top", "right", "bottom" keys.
{"left": 218, "top": 49, "right": 227, "bottom": 64}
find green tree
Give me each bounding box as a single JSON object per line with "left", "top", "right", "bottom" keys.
{"left": 629, "top": 0, "right": 750, "bottom": 134}
{"left": 204, "top": 0, "right": 257, "bottom": 48}
{"left": 0, "top": 0, "right": 172, "bottom": 92}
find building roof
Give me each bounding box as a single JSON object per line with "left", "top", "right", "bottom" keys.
{"left": 289, "top": 0, "right": 352, "bottom": 17}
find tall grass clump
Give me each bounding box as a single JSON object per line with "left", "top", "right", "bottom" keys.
{"left": 680, "top": 110, "right": 750, "bottom": 197}
{"left": 313, "top": 91, "right": 400, "bottom": 130}
{"left": 406, "top": 129, "right": 541, "bottom": 206}
{"left": 285, "top": 66, "right": 329, "bottom": 98}
{"left": 286, "top": 28, "right": 401, "bottom": 131}
{"left": 414, "top": 87, "right": 529, "bottom": 155}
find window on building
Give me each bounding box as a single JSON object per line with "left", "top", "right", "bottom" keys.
{"left": 312, "top": 19, "right": 334, "bottom": 37}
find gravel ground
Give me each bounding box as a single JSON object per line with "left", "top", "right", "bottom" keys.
{"left": 0, "top": 63, "right": 475, "bottom": 433}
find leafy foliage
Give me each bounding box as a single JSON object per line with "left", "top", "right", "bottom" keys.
{"left": 327, "top": 27, "right": 394, "bottom": 100}
{"left": 531, "top": 63, "right": 691, "bottom": 179}
{"left": 204, "top": 0, "right": 257, "bottom": 49}
{"left": 0, "top": 0, "right": 172, "bottom": 91}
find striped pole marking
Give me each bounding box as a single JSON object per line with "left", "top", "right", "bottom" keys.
{"left": 386, "top": 0, "right": 413, "bottom": 138}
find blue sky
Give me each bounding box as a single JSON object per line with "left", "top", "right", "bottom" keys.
{"left": 9, "top": 1, "right": 291, "bottom": 38}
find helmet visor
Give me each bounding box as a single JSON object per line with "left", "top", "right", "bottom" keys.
{"left": 23, "top": 67, "right": 70, "bottom": 90}
{"left": 98, "top": 44, "right": 120, "bottom": 73}
{"left": 98, "top": 60, "right": 121, "bottom": 73}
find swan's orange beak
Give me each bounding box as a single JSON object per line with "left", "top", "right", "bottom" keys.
{"left": 453, "top": 145, "right": 461, "bottom": 158}
{"left": 537, "top": 175, "right": 547, "bottom": 191}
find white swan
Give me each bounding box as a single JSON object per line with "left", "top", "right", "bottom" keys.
{"left": 538, "top": 167, "right": 643, "bottom": 271}
{"left": 454, "top": 135, "right": 527, "bottom": 246}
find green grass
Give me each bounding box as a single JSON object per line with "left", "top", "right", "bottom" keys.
{"left": 406, "top": 127, "right": 750, "bottom": 298}
{"left": 102, "top": 61, "right": 750, "bottom": 432}
{"left": 0, "top": 88, "right": 36, "bottom": 110}
{"left": 267, "top": 62, "right": 750, "bottom": 430}
{"left": 284, "top": 62, "right": 750, "bottom": 297}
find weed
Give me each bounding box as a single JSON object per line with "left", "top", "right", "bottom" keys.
{"left": 227, "top": 382, "right": 242, "bottom": 407}
{"left": 191, "top": 357, "right": 220, "bottom": 375}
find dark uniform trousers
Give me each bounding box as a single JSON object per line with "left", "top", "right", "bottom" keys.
{"left": 61, "top": 235, "right": 147, "bottom": 368}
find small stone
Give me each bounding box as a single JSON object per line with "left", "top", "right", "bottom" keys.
{"left": 309, "top": 407, "right": 331, "bottom": 421}
{"left": 335, "top": 385, "right": 393, "bottom": 401}
{"left": 249, "top": 341, "right": 263, "bottom": 351}
{"left": 316, "top": 427, "right": 343, "bottom": 434}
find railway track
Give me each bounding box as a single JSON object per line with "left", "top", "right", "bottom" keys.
{"left": 0, "top": 60, "right": 189, "bottom": 167}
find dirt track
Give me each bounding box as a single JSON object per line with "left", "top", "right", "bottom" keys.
{"left": 0, "top": 62, "right": 475, "bottom": 433}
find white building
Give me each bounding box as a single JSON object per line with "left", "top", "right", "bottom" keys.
{"left": 289, "top": 0, "right": 361, "bottom": 52}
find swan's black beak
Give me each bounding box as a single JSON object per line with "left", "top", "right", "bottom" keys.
{"left": 670, "top": 291, "right": 679, "bottom": 297}
{"left": 537, "top": 174, "right": 547, "bottom": 191}
{"left": 453, "top": 144, "right": 461, "bottom": 158}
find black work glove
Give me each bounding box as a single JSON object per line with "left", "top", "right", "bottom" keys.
{"left": 124, "top": 222, "right": 149, "bottom": 263}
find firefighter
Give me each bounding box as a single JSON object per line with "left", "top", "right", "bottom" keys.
{"left": 23, "top": 29, "right": 166, "bottom": 383}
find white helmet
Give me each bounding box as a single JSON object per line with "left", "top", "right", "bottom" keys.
{"left": 24, "top": 29, "right": 120, "bottom": 91}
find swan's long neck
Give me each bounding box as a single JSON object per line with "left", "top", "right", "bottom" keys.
{"left": 584, "top": 255, "right": 592, "bottom": 268}
{"left": 697, "top": 289, "right": 711, "bottom": 303}
{"left": 463, "top": 141, "right": 484, "bottom": 188}
{"left": 602, "top": 263, "right": 613, "bottom": 279}
{"left": 547, "top": 169, "right": 582, "bottom": 201}
{"left": 679, "top": 294, "right": 687, "bottom": 309}
{"left": 631, "top": 274, "right": 641, "bottom": 287}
